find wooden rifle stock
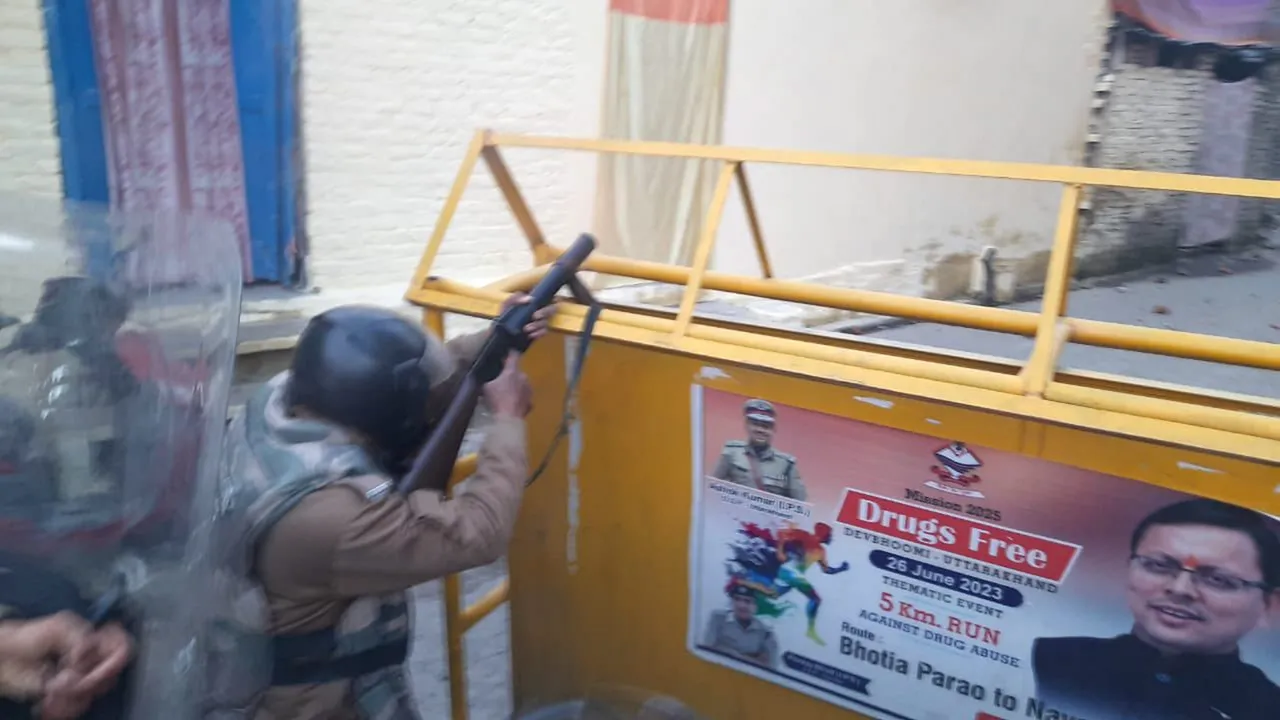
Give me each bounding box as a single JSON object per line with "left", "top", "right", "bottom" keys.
{"left": 398, "top": 374, "right": 481, "bottom": 494}
{"left": 396, "top": 234, "right": 598, "bottom": 495}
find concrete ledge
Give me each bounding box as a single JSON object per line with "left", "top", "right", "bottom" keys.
{"left": 236, "top": 280, "right": 495, "bottom": 358}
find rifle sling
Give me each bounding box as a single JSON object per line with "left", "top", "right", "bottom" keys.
{"left": 526, "top": 301, "right": 601, "bottom": 487}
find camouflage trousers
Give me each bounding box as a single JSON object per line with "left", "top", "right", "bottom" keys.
{"left": 352, "top": 667, "right": 421, "bottom": 720}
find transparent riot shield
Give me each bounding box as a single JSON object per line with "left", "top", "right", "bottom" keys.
{"left": 0, "top": 193, "right": 242, "bottom": 719}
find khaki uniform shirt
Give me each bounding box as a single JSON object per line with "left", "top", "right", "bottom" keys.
{"left": 711, "top": 441, "right": 806, "bottom": 501}
{"left": 701, "top": 610, "right": 777, "bottom": 669}
{"left": 253, "top": 331, "right": 528, "bottom": 720}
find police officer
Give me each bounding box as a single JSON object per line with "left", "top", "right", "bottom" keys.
{"left": 701, "top": 582, "right": 777, "bottom": 669}
{"left": 711, "top": 399, "right": 806, "bottom": 501}
{"left": 1032, "top": 498, "right": 1280, "bottom": 720}
{"left": 212, "top": 294, "right": 553, "bottom": 720}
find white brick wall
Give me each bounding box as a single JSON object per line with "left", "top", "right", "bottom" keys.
{"left": 0, "top": 3, "right": 65, "bottom": 320}
{"left": 298, "top": 0, "right": 603, "bottom": 296}
{"left": 1081, "top": 55, "right": 1209, "bottom": 275}
{"left": 0, "top": 2, "right": 62, "bottom": 199}
{"left": 715, "top": 0, "right": 1111, "bottom": 322}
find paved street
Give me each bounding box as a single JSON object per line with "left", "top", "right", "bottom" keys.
{"left": 407, "top": 560, "right": 515, "bottom": 719}
{"left": 867, "top": 246, "right": 1279, "bottom": 399}
{"left": 398, "top": 418, "right": 518, "bottom": 719}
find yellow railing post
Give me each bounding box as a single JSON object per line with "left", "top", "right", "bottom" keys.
{"left": 672, "top": 160, "right": 739, "bottom": 338}
{"left": 409, "top": 132, "right": 486, "bottom": 294}
{"left": 485, "top": 133, "right": 1280, "bottom": 199}
{"left": 735, "top": 163, "right": 774, "bottom": 279}
{"left": 418, "top": 132, "right": 1280, "bottom": 372}
{"left": 416, "top": 135, "right": 620, "bottom": 720}
{"left": 482, "top": 142, "right": 554, "bottom": 264}
{"left": 406, "top": 133, "right": 1280, "bottom": 462}
{"left": 426, "top": 305, "right": 517, "bottom": 720}
{"left": 442, "top": 575, "right": 468, "bottom": 720}
{"left": 424, "top": 308, "right": 446, "bottom": 338}
{"left": 460, "top": 579, "right": 511, "bottom": 632}
{"left": 1020, "top": 184, "right": 1083, "bottom": 397}
{"left": 524, "top": 242, "right": 1280, "bottom": 372}
{"left": 424, "top": 308, "right": 471, "bottom": 720}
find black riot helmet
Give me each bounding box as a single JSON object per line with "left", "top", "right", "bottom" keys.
{"left": 8, "top": 276, "right": 131, "bottom": 352}
{"left": 285, "top": 306, "right": 455, "bottom": 471}
{"left": 2, "top": 276, "right": 138, "bottom": 401}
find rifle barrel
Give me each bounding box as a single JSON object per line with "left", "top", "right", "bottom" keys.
{"left": 396, "top": 233, "right": 598, "bottom": 495}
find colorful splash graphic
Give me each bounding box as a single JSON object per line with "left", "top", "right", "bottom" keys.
{"left": 723, "top": 520, "right": 850, "bottom": 646}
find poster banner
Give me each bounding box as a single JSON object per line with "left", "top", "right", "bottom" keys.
{"left": 687, "top": 386, "right": 1280, "bottom": 720}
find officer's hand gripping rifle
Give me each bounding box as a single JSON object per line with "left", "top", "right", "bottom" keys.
{"left": 396, "top": 233, "right": 599, "bottom": 496}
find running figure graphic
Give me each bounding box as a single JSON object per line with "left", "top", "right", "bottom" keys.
{"left": 727, "top": 520, "right": 850, "bottom": 646}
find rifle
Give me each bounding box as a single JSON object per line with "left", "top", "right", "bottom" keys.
{"left": 397, "top": 233, "right": 600, "bottom": 495}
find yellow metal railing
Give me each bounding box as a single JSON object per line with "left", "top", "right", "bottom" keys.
{"left": 410, "top": 132, "right": 1280, "bottom": 720}
{"left": 423, "top": 307, "right": 512, "bottom": 720}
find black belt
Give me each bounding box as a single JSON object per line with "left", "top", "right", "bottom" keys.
{"left": 270, "top": 628, "right": 410, "bottom": 687}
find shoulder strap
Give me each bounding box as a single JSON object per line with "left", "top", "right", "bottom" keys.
{"left": 526, "top": 301, "right": 602, "bottom": 486}
{"left": 245, "top": 471, "right": 349, "bottom": 575}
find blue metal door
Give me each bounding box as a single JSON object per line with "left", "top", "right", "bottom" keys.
{"left": 43, "top": 0, "right": 109, "bottom": 204}
{"left": 230, "top": 0, "right": 299, "bottom": 283}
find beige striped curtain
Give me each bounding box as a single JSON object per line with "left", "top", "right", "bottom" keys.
{"left": 592, "top": 0, "right": 730, "bottom": 293}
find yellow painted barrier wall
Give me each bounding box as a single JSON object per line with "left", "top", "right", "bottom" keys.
{"left": 505, "top": 337, "right": 1278, "bottom": 720}
{"left": 409, "top": 133, "right": 1280, "bottom": 720}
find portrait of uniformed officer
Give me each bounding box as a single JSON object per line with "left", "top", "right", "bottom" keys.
{"left": 1031, "top": 498, "right": 1280, "bottom": 720}
{"left": 702, "top": 581, "right": 778, "bottom": 670}
{"left": 710, "top": 399, "right": 807, "bottom": 501}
